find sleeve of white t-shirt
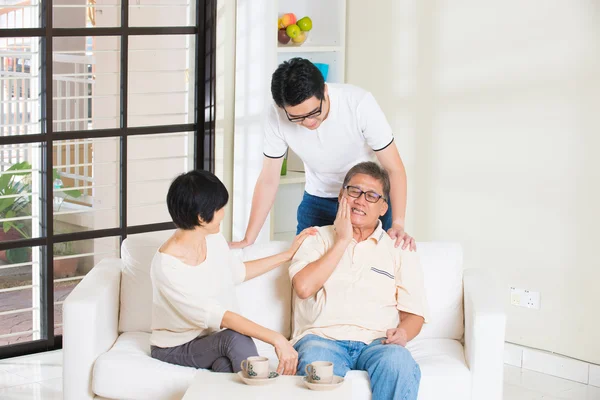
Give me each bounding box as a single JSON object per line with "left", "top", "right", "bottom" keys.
{"left": 357, "top": 92, "right": 394, "bottom": 151}
{"left": 263, "top": 104, "right": 288, "bottom": 158}
{"left": 155, "top": 264, "right": 227, "bottom": 331}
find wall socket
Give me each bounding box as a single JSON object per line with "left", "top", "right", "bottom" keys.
{"left": 510, "top": 287, "right": 541, "bottom": 309}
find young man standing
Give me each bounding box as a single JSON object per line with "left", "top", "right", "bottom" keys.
{"left": 231, "top": 58, "right": 415, "bottom": 251}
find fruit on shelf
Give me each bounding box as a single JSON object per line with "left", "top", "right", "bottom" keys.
{"left": 285, "top": 24, "right": 301, "bottom": 39}
{"left": 277, "top": 13, "right": 312, "bottom": 46}
{"left": 297, "top": 16, "right": 312, "bottom": 31}
{"left": 292, "top": 31, "right": 306, "bottom": 44}
{"left": 280, "top": 13, "right": 297, "bottom": 27}
{"left": 278, "top": 28, "right": 291, "bottom": 44}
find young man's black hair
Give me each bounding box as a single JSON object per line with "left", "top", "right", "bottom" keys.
{"left": 271, "top": 57, "right": 325, "bottom": 108}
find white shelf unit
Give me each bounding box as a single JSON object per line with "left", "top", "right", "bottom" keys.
{"left": 277, "top": 45, "right": 344, "bottom": 53}
{"left": 270, "top": 0, "right": 346, "bottom": 241}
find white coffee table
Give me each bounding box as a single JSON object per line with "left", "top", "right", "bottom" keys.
{"left": 182, "top": 369, "right": 353, "bottom": 400}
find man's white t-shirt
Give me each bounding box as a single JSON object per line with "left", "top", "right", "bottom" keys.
{"left": 263, "top": 83, "right": 394, "bottom": 198}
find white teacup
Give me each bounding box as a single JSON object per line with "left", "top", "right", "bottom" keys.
{"left": 305, "top": 361, "right": 334, "bottom": 384}
{"left": 240, "top": 356, "right": 269, "bottom": 379}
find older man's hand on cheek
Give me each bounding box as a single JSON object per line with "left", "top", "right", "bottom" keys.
{"left": 387, "top": 222, "right": 416, "bottom": 251}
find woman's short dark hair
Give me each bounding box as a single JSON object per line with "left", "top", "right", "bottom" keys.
{"left": 271, "top": 57, "right": 325, "bottom": 108}
{"left": 166, "top": 170, "right": 228, "bottom": 230}
{"left": 342, "top": 162, "right": 391, "bottom": 201}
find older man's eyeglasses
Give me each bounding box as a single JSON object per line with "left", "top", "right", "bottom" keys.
{"left": 344, "top": 185, "right": 386, "bottom": 203}
{"left": 284, "top": 98, "right": 323, "bottom": 122}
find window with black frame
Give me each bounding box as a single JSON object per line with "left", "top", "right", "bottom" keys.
{"left": 0, "top": 0, "right": 215, "bottom": 358}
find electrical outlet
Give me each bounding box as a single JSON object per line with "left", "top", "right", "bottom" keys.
{"left": 510, "top": 287, "right": 541, "bottom": 310}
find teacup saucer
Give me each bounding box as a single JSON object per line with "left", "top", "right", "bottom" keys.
{"left": 302, "top": 375, "right": 344, "bottom": 391}
{"left": 237, "top": 371, "right": 280, "bottom": 386}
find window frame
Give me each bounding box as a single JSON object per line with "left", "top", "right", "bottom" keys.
{"left": 0, "top": 0, "right": 216, "bottom": 359}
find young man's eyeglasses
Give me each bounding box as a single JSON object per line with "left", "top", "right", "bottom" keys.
{"left": 284, "top": 98, "right": 323, "bottom": 123}
{"left": 344, "top": 185, "right": 386, "bottom": 203}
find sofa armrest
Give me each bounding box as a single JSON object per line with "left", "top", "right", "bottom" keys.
{"left": 63, "top": 258, "right": 122, "bottom": 400}
{"left": 463, "top": 268, "right": 506, "bottom": 400}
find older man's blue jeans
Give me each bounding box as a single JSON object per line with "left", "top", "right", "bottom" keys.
{"left": 294, "top": 334, "right": 421, "bottom": 400}
{"left": 296, "top": 192, "right": 393, "bottom": 234}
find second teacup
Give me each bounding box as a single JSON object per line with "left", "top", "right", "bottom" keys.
{"left": 305, "top": 361, "right": 334, "bottom": 384}
{"left": 240, "top": 356, "right": 269, "bottom": 379}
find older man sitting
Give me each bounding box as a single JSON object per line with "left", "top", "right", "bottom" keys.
{"left": 289, "top": 161, "right": 429, "bottom": 400}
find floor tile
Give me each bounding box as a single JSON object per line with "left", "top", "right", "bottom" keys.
{"left": 10, "top": 363, "right": 62, "bottom": 382}
{"left": 38, "top": 377, "right": 62, "bottom": 391}
{"left": 0, "top": 382, "right": 62, "bottom": 400}
{"left": 0, "top": 370, "right": 30, "bottom": 390}
{"left": 503, "top": 383, "right": 546, "bottom": 400}
{"left": 520, "top": 367, "right": 586, "bottom": 396}
{"left": 556, "top": 384, "right": 600, "bottom": 400}
{"left": 0, "top": 350, "right": 62, "bottom": 381}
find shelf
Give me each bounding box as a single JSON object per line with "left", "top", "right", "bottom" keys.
{"left": 279, "top": 171, "right": 306, "bottom": 185}
{"left": 277, "top": 45, "right": 343, "bottom": 53}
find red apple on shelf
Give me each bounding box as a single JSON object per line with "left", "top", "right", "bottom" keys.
{"left": 280, "top": 13, "right": 297, "bottom": 27}
{"left": 278, "top": 28, "right": 291, "bottom": 44}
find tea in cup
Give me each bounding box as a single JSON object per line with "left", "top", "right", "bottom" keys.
{"left": 305, "top": 361, "right": 334, "bottom": 384}
{"left": 240, "top": 356, "right": 269, "bottom": 379}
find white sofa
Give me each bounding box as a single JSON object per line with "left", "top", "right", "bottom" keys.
{"left": 63, "top": 236, "right": 506, "bottom": 400}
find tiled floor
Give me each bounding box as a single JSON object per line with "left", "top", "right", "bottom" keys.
{"left": 0, "top": 350, "right": 598, "bottom": 399}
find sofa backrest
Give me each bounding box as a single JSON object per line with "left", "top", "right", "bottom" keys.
{"left": 233, "top": 241, "right": 292, "bottom": 352}
{"left": 118, "top": 237, "right": 464, "bottom": 342}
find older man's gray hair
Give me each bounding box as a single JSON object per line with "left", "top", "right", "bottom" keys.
{"left": 342, "top": 162, "right": 391, "bottom": 201}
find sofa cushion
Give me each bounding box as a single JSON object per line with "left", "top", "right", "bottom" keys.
{"left": 415, "top": 242, "right": 464, "bottom": 340}
{"left": 93, "top": 332, "right": 196, "bottom": 400}
{"left": 119, "top": 234, "right": 170, "bottom": 333}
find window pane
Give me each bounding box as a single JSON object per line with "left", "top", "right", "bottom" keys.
{"left": 128, "top": 35, "right": 194, "bottom": 127}
{"left": 53, "top": 137, "right": 120, "bottom": 232}
{"left": 0, "top": 143, "right": 43, "bottom": 242}
{"left": 129, "top": 0, "right": 194, "bottom": 27}
{"left": 127, "top": 132, "right": 193, "bottom": 225}
{"left": 1, "top": 36, "right": 42, "bottom": 136}
{"left": 0, "top": 245, "right": 43, "bottom": 346}
{"left": 53, "top": 36, "right": 120, "bottom": 132}
{"left": 0, "top": 0, "right": 41, "bottom": 29}
{"left": 54, "top": 0, "right": 121, "bottom": 28}
{"left": 53, "top": 236, "right": 119, "bottom": 336}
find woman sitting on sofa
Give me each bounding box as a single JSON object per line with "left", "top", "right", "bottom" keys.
{"left": 150, "top": 170, "right": 315, "bottom": 375}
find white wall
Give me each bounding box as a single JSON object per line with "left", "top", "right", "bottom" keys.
{"left": 347, "top": 0, "right": 600, "bottom": 364}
